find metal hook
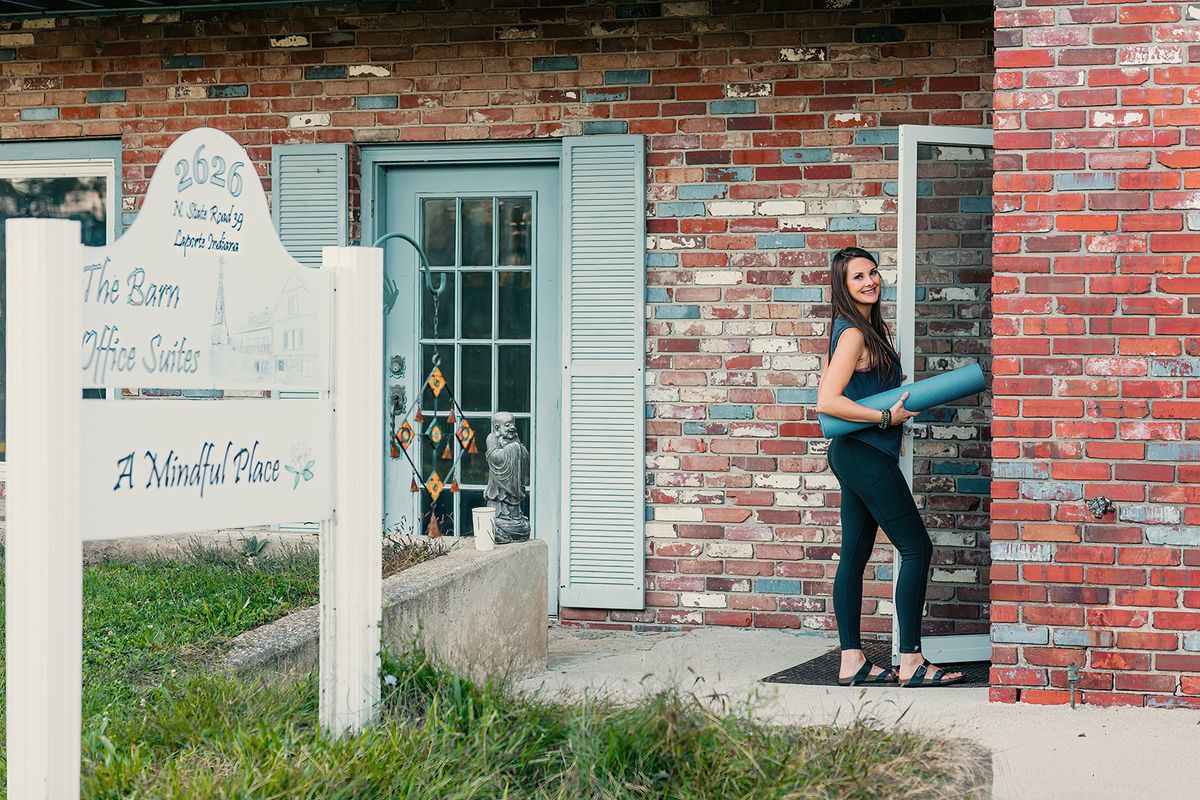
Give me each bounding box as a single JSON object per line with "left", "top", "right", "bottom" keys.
{"left": 372, "top": 230, "right": 448, "bottom": 314}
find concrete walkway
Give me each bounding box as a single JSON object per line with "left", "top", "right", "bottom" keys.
{"left": 518, "top": 626, "right": 1198, "bottom": 800}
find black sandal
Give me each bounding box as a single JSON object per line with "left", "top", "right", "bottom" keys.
{"left": 838, "top": 660, "right": 899, "bottom": 687}
{"left": 902, "top": 659, "right": 965, "bottom": 688}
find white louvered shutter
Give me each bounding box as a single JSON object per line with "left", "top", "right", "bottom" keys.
{"left": 271, "top": 145, "right": 348, "bottom": 264}
{"left": 559, "top": 135, "right": 646, "bottom": 609}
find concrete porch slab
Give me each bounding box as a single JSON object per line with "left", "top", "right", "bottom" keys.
{"left": 518, "top": 626, "right": 1198, "bottom": 800}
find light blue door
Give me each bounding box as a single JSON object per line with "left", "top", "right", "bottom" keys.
{"left": 383, "top": 163, "right": 561, "bottom": 603}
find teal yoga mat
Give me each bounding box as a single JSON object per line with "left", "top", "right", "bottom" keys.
{"left": 818, "top": 363, "right": 986, "bottom": 439}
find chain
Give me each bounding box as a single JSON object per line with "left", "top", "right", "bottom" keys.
{"left": 430, "top": 287, "right": 441, "bottom": 369}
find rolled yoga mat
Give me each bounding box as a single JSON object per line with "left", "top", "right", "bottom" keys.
{"left": 818, "top": 363, "right": 986, "bottom": 439}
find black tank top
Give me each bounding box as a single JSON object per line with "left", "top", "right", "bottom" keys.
{"left": 828, "top": 317, "right": 902, "bottom": 460}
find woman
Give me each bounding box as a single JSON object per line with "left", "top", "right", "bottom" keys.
{"left": 816, "top": 247, "right": 964, "bottom": 688}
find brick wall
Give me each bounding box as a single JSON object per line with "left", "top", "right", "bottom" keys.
{"left": 0, "top": 4, "right": 998, "bottom": 643}
{"left": 992, "top": 0, "right": 1200, "bottom": 707}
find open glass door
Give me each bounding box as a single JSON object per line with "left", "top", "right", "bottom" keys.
{"left": 894, "top": 125, "right": 994, "bottom": 666}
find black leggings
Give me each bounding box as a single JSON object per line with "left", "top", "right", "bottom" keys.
{"left": 827, "top": 436, "right": 933, "bottom": 654}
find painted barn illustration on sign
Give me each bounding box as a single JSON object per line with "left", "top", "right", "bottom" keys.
{"left": 0, "top": 0, "right": 1197, "bottom": 709}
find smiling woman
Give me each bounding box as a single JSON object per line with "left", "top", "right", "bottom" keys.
{"left": 816, "top": 246, "right": 965, "bottom": 690}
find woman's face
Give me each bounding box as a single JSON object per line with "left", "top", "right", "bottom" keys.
{"left": 844, "top": 257, "right": 881, "bottom": 308}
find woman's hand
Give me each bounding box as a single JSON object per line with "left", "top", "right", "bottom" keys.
{"left": 888, "top": 391, "right": 917, "bottom": 426}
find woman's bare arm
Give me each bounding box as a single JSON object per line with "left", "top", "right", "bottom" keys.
{"left": 815, "top": 327, "right": 886, "bottom": 423}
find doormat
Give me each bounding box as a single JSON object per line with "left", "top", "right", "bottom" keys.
{"left": 762, "top": 640, "right": 990, "bottom": 688}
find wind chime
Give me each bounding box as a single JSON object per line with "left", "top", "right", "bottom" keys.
{"left": 379, "top": 232, "right": 478, "bottom": 538}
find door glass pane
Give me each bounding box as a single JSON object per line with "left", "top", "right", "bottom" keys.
{"left": 461, "top": 198, "right": 493, "bottom": 266}
{"left": 0, "top": 174, "right": 109, "bottom": 463}
{"left": 912, "top": 141, "right": 994, "bottom": 638}
{"left": 459, "top": 488, "right": 485, "bottom": 535}
{"left": 460, "top": 416, "right": 490, "bottom": 485}
{"left": 420, "top": 344, "right": 454, "bottom": 409}
{"left": 497, "top": 345, "right": 531, "bottom": 414}
{"left": 497, "top": 271, "right": 531, "bottom": 340}
{"left": 421, "top": 198, "right": 455, "bottom": 266}
{"left": 460, "top": 272, "right": 492, "bottom": 339}
{"left": 460, "top": 344, "right": 491, "bottom": 412}
{"left": 498, "top": 197, "right": 532, "bottom": 266}
{"left": 420, "top": 485, "right": 456, "bottom": 537}
{"left": 420, "top": 272, "right": 454, "bottom": 339}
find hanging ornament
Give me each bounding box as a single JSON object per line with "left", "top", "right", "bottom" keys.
{"left": 425, "top": 471, "right": 445, "bottom": 501}
{"left": 468, "top": 437, "right": 478, "bottom": 454}
{"left": 413, "top": 406, "right": 425, "bottom": 423}
{"left": 427, "top": 367, "right": 447, "bottom": 397}
{"left": 398, "top": 420, "right": 415, "bottom": 450}
{"left": 410, "top": 476, "right": 420, "bottom": 493}
{"left": 456, "top": 419, "right": 474, "bottom": 448}
{"left": 390, "top": 440, "right": 400, "bottom": 459}
{"left": 446, "top": 410, "right": 456, "bottom": 426}
{"left": 428, "top": 423, "right": 443, "bottom": 445}
{"left": 426, "top": 514, "right": 441, "bottom": 538}
{"left": 450, "top": 479, "right": 460, "bottom": 493}
{"left": 442, "top": 443, "right": 453, "bottom": 460}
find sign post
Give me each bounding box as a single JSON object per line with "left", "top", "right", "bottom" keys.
{"left": 5, "top": 218, "right": 85, "bottom": 797}
{"left": 4, "top": 128, "right": 383, "bottom": 796}
{"left": 320, "top": 245, "right": 383, "bottom": 735}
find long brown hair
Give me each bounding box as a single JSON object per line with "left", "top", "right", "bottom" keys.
{"left": 829, "top": 247, "right": 899, "bottom": 384}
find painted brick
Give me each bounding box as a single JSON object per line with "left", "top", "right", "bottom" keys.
{"left": 776, "top": 388, "right": 817, "bottom": 404}
{"left": 755, "top": 233, "right": 807, "bottom": 249}
{"left": 828, "top": 217, "right": 877, "bottom": 232}
{"left": 656, "top": 202, "right": 706, "bottom": 218}
{"left": 710, "top": 99, "right": 755, "bottom": 115}
{"left": 772, "top": 287, "right": 823, "bottom": 302}
{"left": 207, "top": 85, "right": 247, "bottom": 99}
{"left": 356, "top": 95, "right": 398, "bottom": 110}
{"left": 583, "top": 121, "right": 628, "bottom": 134}
{"left": 1147, "top": 443, "right": 1200, "bottom": 461}
{"left": 533, "top": 56, "right": 578, "bottom": 72}
{"left": 304, "top": 65, "right": 347, "bottom": 80}
{"left": 781, "top": 148, "right": 832, "bottom": 164}
{"left": 677, "top": 185, "right": 727, "bottom": 200}
{"left": 853, "top": 129, "right": 898, "bottom": 145}
{"left": 20, "top": 107, "right": 58, "bottom": 121}
{"left": 163, "top": 54, "right": 204, "bottom": 69}
{"left": 604, "top": 69, "right": 650, "bottom": 85}
{"left": 83, "top": 89, "right": 127, "bottom": 104}
{"left": 645, "top": 253, "right": 678, "bottom": 268}
{"left": 990, "top": 542, "right": 1054, "bottom": 564}
{"left": 1145, "top": 527, "right": 1200, "bottom": 546}
{"left": 655, "top": 305, "right": 700, "bottom": 319}
{"left": 755, "top": 578, "right": 802, "bottom": 595}
{"left": 993, "top": 462, "right": 1051, "bottom": 480}
{"left": 992, "top": 625, "right": 1051, "bottom": 645}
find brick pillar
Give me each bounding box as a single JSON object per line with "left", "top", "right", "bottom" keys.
{"left": 992, "top": 0, "right": 1200, "bottom": 706}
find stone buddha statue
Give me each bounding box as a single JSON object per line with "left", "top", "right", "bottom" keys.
{"left": 484, "top": 411, "right": 531, "bottom": 543}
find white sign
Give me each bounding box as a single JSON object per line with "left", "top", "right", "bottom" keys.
{"left": 6, "top": 129, "right": 383, "bottom": 800}
{"left": 81, "top": 400, "right": 332, "bottom": 540}
{"left": 80, "top": 128, "right": 330, "bottom": 390}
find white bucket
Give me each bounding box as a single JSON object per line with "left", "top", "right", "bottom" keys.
{"left": 471, "top": 507, "right": 496, "bottom": 550}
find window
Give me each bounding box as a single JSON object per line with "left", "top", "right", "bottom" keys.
{"left": 0, "top": 144, "right": 120, "bottom": 472}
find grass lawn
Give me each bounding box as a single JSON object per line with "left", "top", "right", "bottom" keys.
{"left": 1, "top": 541, "right": 983, "bottom": 799}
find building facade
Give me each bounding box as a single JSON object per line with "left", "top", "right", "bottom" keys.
{"left": 0, "top": 0, "right": 1196, "bottom": 707}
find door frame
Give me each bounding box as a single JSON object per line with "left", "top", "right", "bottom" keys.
{"left": 361, "top": 141, "right": 564, "bottom": 612}
{"left": 894, "top": 124, "right": 994, "bottom": 666}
